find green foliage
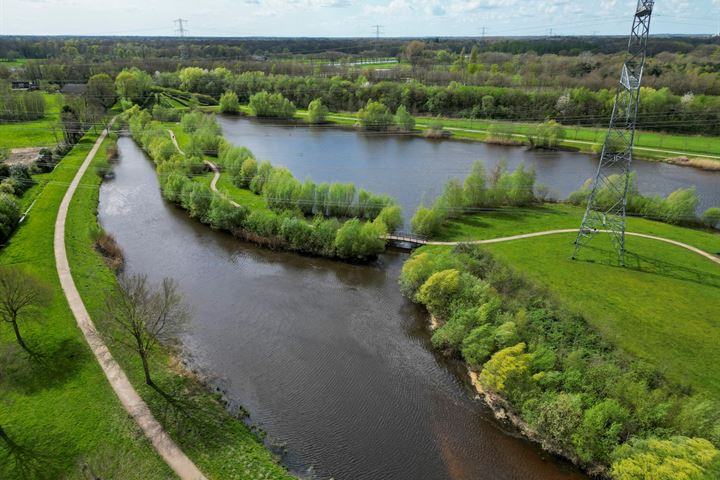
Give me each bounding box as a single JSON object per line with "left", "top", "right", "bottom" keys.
{"left": 463, "top": 161, "right": 487, "bottom": 208}
{"left": 526, "top": 393, "right": 584, "bottom": 453}
{"left": 611, "top": 437, "right": 720, "bottom": 480}
{"left": 411, "top": 205, "right": 444, "bottom": 237}
{"left": 86, "top": 73, "right": 116, "bottom": 111}
{"left": 0, "top": 90, "right": 46, "bottom": 121}
{"left": 478, "top": 342, "right": 533, "bottom": 393}
{"left": 115, "top": 68, "right": 152, "bottom": 104}
{"left": 306, "top": 98, "right": 329, "bottom": 124}
{"left": 417, "top": 269, "right": 461, "bottom": 320}
{"left": 208, "top": 194, "right": 249, "bottom": 231}
{"left": 219, "top": 90, "right": 240, "bottom": 114}
{"left": 573, "top": 399, "right": 630, "bottom": 464}
{"left": 701, "top": 208, "right": 720, "bottom": 229}
{"left": 529, "top": 119, "right": 565, "bottom": 149}
{"left": 0, "top": 192, "right": 20, "bottom": 242}
{"left": 151, "top": 104, "right": 181, "bottom": 122}
{"left": 357, "top": 100, "right": 393, "bottom": 131}
{"left": 333, "top": 219, "right": 385, "bottom": 260}
{"left": 460, "top": 324, "right": 496, "bottom": 368}
{"left": 249, "top": 91, "right": 296, "bottom": 118}
{"left": 374, "top": 205, "right": 403, "bottom": 233}
{"left": 394, "top": 105, "right": 416, "bottom": 131}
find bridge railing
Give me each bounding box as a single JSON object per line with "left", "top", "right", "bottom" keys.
{"left": 385, "top": 231, "right": 428, "bottom": 244}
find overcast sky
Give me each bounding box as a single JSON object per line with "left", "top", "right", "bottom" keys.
{"left": 1, "top": 0, "right": 718, "bottom": 37}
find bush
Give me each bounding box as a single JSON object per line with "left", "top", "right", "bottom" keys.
{"left": 374, "top": 205, "right": 403, "bottom": 233}
{"left": 249, "top": 92, "right": 296, "bottom": 118}
{"left": 207, "top": 194, "right": 249, "bottom": 231}
{"left": 152, "top": 104, "right": 181, "bottom": 122}
{"left": 306, "top": 98, "right": 329, "bottom": 124}
{"left": 0, "top": 193, "right": 20, "bottom": 242}
{"left": 702, "top": 207, "right": 720, "bottom": 229}
{"left": 478, "top": 342, "right": 533, "bottom": 394}
{"left": 358, "top": 100, "right": 393, "bottom": 131}
{"left": 219, "top": 91, "right": 240, "bottom": 114}
{"left": 411, "top": 205, "right": 444, "bottom": 237}
{"left": 395, "top": 105, "right": 416, "bottom": 131}
{"left": 334, "top": 219, "right": 385, "bottom": 260}
{"left": 611, "top": 437, "right": 719, "bottom": 480}
{"left": 529, "top": 119, "right": 565, "bottom": 149}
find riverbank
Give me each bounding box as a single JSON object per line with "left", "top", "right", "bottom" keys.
{"left": 217, "top": 105, "right": 720, "bottom": 170}
{"left": 401, "top": 232, "right": 720, "bottom": 477}
{"left": 1, "top": 123, "right": 296, "bottom": 478}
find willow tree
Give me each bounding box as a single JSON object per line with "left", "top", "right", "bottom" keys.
{"left": 0, "top": 267, "right": 51, "bottom": 353}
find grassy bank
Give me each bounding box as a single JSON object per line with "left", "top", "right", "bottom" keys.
{"left": 438, "top": 204, "right": 720, "bottom": 397}
{"left": 0, "top": 132, "right": 173, "bottom": 479}
{"left": 64, "top": 131, "right": 296, "bottom": 478}
{"left": 228, "top": 105, "right": 720, "bottom": 164}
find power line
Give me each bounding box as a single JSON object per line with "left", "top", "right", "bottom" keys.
{"left": 371, "top": 25, "right": 384, "bottom": 40}
{"left": 174, "top": 19, "right": 189, "bottom": 38}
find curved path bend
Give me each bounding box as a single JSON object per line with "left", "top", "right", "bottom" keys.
{"left": 167, "top": 130, "right": 719, "bottom": 266}
{"left": 56, "top": 125, "right": 207, "bottom": 480}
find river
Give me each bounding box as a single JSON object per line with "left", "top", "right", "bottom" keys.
{"left": 100, "top": 137, "right": 586, "bottom": 479}
{"left": 217, "top": 116, "right": 720, "bottom": 221}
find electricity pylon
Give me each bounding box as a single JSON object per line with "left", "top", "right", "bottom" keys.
{"left": 174, "top": 18, "right": 188, "bottom": 38}
{"left": 572, "top": 0, "right": 655, "bottom": 266}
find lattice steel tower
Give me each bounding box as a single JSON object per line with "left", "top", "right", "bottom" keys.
{"left": 573, "top": 0, "right": 655, "bottom": 265}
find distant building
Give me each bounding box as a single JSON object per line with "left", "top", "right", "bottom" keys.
{"left": 11, "top": 81, "right": 38, "bottom": 90}
{"left": 60, "top": 83, "right": 88, "bottom": 96}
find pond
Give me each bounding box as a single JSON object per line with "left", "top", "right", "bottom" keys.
{"left": 99, "top": 137, "right": 586, "bottom": 480}
{"left": 218, "top": 116, "right": 720, "bottom": 222}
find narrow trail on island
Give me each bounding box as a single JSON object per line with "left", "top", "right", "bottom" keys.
{"left": 56, "top": 123, "right": 207, "bottom": 480}
{"left": 166, "top": 130, "right": 720, "bottom": 267}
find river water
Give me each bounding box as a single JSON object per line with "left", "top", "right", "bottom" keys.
{"left": 100, "top": 137, "right": 586, "bottom": 479}
{"left": 218, "top": 116, "right": 720, "bottom": 222}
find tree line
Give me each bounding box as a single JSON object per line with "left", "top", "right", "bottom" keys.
{"left": 125, "top": 107, "right": 402, "bottom": 261}
{"left": 400, "top": 245, "right": 720, "bottom": 479}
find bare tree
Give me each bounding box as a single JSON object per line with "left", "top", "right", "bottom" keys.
{"left": 105, "top": 274, "right": 187, "bottom": 387}
{"left": 0, "top": 267, "right": 51, "bottom": 353}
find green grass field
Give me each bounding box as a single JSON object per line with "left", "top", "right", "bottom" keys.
{"left": 437, "top": 205, "right": 720, "bottom": 397}
{"left": 0, "top": 93, "right": 65, "bottom": 150}
{"left": 1, "top": 125, "right": 294, "bottom": 478}
{"left": 0, "top": 133, "right": 174, "bottom": 480}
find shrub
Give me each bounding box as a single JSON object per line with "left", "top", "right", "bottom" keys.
{"left": 478, "top": 342, "right": 533, "bottom": 394}
{"left": 207, "top": 194, "right": 249, "bottom": 231}
{"left": 181, "top": 182, "right": 212, "bottom": 221}
{"left": 334, "top": 219, "right": 385, "bottom": 260}
{"left": 374, "top": 205, "right": 403, "bottom": 233}
{"left": 152, "top": 104, "right": 181, "bottom": 122}
{"left": 0, "top": 193, "right": 20, "bottom": 242}
{"left": 464, "top": 161, "right": 487, "bottom": 208}
{"left": 358, "top": 100, "right": 393, "bottom": 131}
{"left": 249, "top": 92, "right": 296, "bottom": 118}
{"left": 306, "top": 98, "right": 329, "bottom": 124}
{"left": 611, "top": 437, "right": 719, "bottom": 480}
{"left": 219, "top": 91, "right": 240, "bottom": 114}
{"left": 701, "top": 207, "right": 720, "bottom": 229}
{"left": 239, "top": 157, "right": 258, "bottom": 188}
{"left": 573, "top": 399, "right": 630, "bottom": 464}
{"left": 245, "top": 210, "right": 281, "bottom": 238}
{"left": 411, "top": 205, "right": 444, "bottom": 237}
{"left": 395, "top": 105, "right": 416, "bottom": 132}
{"left": 529, "top": 119, "right": 565, "bottom": 149}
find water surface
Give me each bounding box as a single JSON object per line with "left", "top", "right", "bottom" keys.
{"left": 218, "top": 117, "right": 720, "bottom": 222}
{"left": 99, "top": 137, "right": 586, "bottom": 480}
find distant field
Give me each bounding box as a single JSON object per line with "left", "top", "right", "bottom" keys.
{"left": 436, "top": 205, "right": 720, "bottom": 397}
{"left": 0, "top": 93, "right": 64, "bottom": 150}
{"left": 0, "top": 58, "right": 29, "bottom": 68}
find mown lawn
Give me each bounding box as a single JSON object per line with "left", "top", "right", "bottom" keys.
{"left": 0, "top": 93, "right": 65, "bottom": 150}
{"left": 437, "top": 205, "right": 720, "bottom": 397}
{"left": 0, "top": 133, "right": 173, "bottom": 480}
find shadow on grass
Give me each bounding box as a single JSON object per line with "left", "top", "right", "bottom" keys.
{"left": 439, "top": 206, "right": 572, "bottom": 241}
{"left": 0, "top": 429, "right": 65, "bottom": 480}
{"left": 579, "top": 244, "right": 720, "bottom": 288}
{"left": 0, "top": 338, "right": 87, "bottom": 395}
{"left": 146, "top": 379, "right": 236, "bottom": 450}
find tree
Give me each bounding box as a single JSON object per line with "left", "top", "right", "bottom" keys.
{"left": 219, "top": 91, "right": 240, "bottom": 114}
{"left": 114, "top": 68, "right": 152, "bottom": 105}
{"left": 60, "top": 104, "right": 84, "bottom": 145}
{"left": 529, "top": 119, "right": 565, "bottom": 149}
{"left": 464, "top": 161, "right": 487, "bottom": 207}
{"left": 702, "top": 207, "right": 720, "bottom": 229}
{"left": 478, "top": 342, "right": 533, "bottom": 394}
{"left": 411, "top": 205, "right": 444, "bottom": 237}
{"left": 611, "top": 436, "right": 719, "bottom": 480}
{"left": 395, "top": 105, "right": 415, "bottom": 132}
{"left": 105, "top": 274, "right": 188, "bottom": 386}
{"left": 86, "top": 73, "right": 116, "bottom": 111}
{"left": 249, "top": 91, "right": 296, "bottom": 118}
{"left": 374, "top": 205, "right": 403, "bottom": 233}
{"left": 306, "top": 98, "right": 329, "bottom": 124}
{"left": 357, "top": 100, "right": 393, "bottom": 131}
{"left": 404, "top": 41, "right": 427, "bottom": 69}
{"left": 573, "top": 398, "right": 630, "bottom": 464}
{"left": 417, "top": 269, "right": 461, "bottom": 320}
{"left": 663, "top": 188, "right": 699, "bottom": 224}
{"left": 0, "top": 267, "right": 51, "bottom": 352}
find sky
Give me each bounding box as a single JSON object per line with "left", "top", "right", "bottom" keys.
{"left": 0, "top": 0, "right": 718, "bottom": 37}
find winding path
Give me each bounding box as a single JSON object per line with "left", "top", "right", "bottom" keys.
{"left": 166, "top": 130, "right": 719, "bottom": 267}
{"left": 56, "top": 124, "right": 207, "bottom": 480}
{"left": 388, "top": 230, "right": 720, "bottom": 266}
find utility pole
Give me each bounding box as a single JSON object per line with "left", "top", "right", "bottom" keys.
{"left": 372, "top": 25, "right": 383, "bottom": 40}
{"left": 573, "top": 0, "right": 655, "bottom": 266}
{"left": 174, "top": 18, "right": 188, "bottom": 38}
{"left": 481, "top": 26, "right": 486, "bottom": 42}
